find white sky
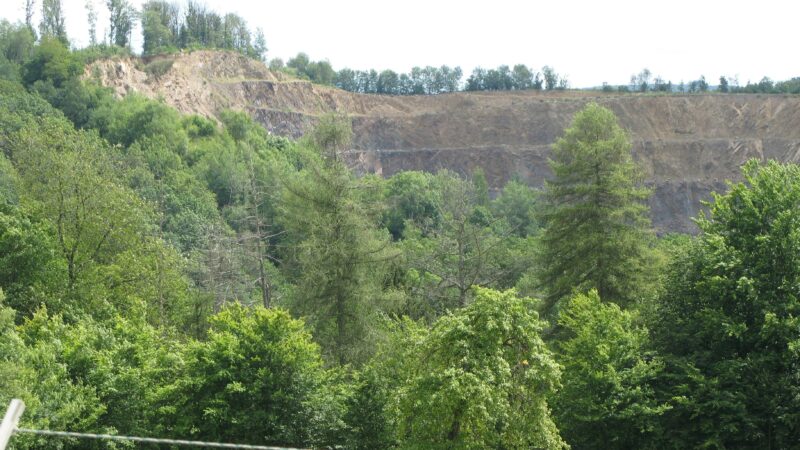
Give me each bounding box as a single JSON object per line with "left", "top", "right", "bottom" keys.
{"left": 2, "top": 0, "right": 799, "bottom": 87}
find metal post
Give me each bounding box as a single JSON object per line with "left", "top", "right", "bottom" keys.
{"left": 0, "top": 399, "right": 25, "bottom": 450}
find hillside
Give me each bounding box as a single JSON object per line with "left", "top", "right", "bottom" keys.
{"left": 89, "top": 51, "right": 800, "bottom": 233}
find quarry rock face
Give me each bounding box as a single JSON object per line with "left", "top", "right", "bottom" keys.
{"left": 89, "top": 51, "right": 800, "bottom": 234}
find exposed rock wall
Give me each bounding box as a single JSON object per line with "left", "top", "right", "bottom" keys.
{"left": 88, "top": 52, "right": 800, "bottom": 233}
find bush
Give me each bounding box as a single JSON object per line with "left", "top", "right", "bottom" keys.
{"left": 22, "top": 37, "right": 81, "bottom": 88}
{"left": 73, "top": 44, "right": 133, "bottom": 65}
{"left": 182, "top": 114, "right": 217, "bottom": 138}
{"left": 144, "top": 58, "right": 174, "bottom": 79}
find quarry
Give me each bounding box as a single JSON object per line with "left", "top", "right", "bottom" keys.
{"left": 90, "top": 50, "right": 800, "bottom": 233}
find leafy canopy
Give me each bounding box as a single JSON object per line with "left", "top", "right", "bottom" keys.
{"left": 652, "top": 160, "right": 800, "bottom": 448}
{"left": 390, "top": 288, "right": 565, "bottom": 449}
{"left": 554, "top": 290, "right": 669, "bottom": 449}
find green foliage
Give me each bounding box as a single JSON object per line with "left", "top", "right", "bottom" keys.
{"left": 106, "top": 0, "right": 136, "bottom": 48}
{"left": 400, "top": 171, "right": 532, "bottom": 318}
{"left": 5, "top": 113, "right": 196, "bottom": 327}
{"left": 0, "top": 81, "right": 62, "bottom": 144}
{"left": 143, "top": 58, "right": 174, "bottom": 79}
{"left": 71, "top": 42, "right": 133, "bottom": 65}
{"left": 31, "top": 78, "right": 112, "bottom": 128}
{"left": 39, "top": 0, "right": 68, "bottom": 44}
{"left": 4, "top": 310, "right": 107, "bottom": 450}
{"left": 0, "top": 153, "right": 19, "bottom": 204}
{"left": 219, "top": 109, "right": 252, "bottom": 142}
{"left": 279, "top": 138, "right": 397, "bottom": 364}
{"left": 159, "top": 304, "right": 342, "bottom": 447}
{"left": 0, "top": 305, "right": 183, "bottom": 450}
{"left": 31, "top": 311, "right": 178, "bottom": 437}
{"left": 0, "top": 54, "right": 20, "bottom": 83}
{"left": 182, "top": 114, "right": 217, "bottom": 138}
{"left": 0, "top": 204, "right": 60, "bottom": 319}
{"left": 14, "top": 28, "right": 800, "bottom": 449}
{"left": 22, "top": 37, "right": 81, "bottom": 88}
{"left": 0, "top": 306, "right": 34, "bottom": 426}
{"left": 268, "top": 57, "right": 284, "bottom": 70}
{"left": 652, "top": 160, "right": 800, "bottom": 448}
{"left": 0, "top": 20, "right": 35, "bottom": 65}
{"left": 491, "top": 178, "right": 539, "bottom": 237}
{"left": 466, "top": 64, "right": 545, "bottom": 91}
{"left": 471, "top": 168, "right": 490, "bottom": 207}
{"left": 141, "top": 1, "right": 180, "bottom": 55}
{"left": 542, "top": 65, "right": 560, "bottom": 90}
{"left": 304, "top": 60, "right": 336, "bottom": 85}
{"left": 286, "top": 52, "right": 310, "bottom": 76}
{"left": 389, "top": 288, "right": 565, "bottom": 449}
{"left": 0, "top": 21, "right": 35, "bottom": 82}
{"left": 382, "top": 170, "right": 440, "bottom": 239}
{"left": 554, "top": 290, "right": 669, "bottom": 449}
{"left": 719, "top": 75, "right": 729, "bottom": 93}
{"left": 193, "top": 136, "right": 247, "bottom": 207}
{"left": 12, "top": 118, "right": 150, "bottom": 281}
{"left": 344, "top": 357, "right": 399, "bottom": 449}
{"left": 90, "top": 93, "right": 188, "bottom": 154}
{"left": 732, "top": 76, "right": 800, "bottom": 93}
{"left": 308, "top": 113, "right": 353, "bottom": 159}
{"left": 140, "top": 0, "right": 264, "bottom": 60}
{"left": 338, "top": 65, "right": 463, "bottom": 94}
{"left": 536, "top": 102, "right": 654, "bottom": 314}
{"left": 251, "top": 28, "right": 268, "bottom": 61}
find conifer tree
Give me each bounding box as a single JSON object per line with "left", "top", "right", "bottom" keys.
{"left": 536, "top": 102, "right": 653, "bottom": 314}
{"left": 280, "top": 114, "right": 396, "bottom": 365}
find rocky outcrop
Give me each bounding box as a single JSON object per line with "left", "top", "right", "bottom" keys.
{"left": 88, "top": 52, "right": 800, "bottom": 234}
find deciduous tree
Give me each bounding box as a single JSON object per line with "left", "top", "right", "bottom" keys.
{"left": 554, "top": 290, "right": 669, "bottom": 449}
{"left": 106, "top": 0, "right": 136, "bottom": 48}
{"left": 40, "top": 0, "right": 67, "bottom": 44}
{"left": 652, "top": 160, "right": 800, "bottom": 448}
{"left": 159, "top": 305, "right": 343, "bottom": 447}
{"left": 390, "top": 288, "right": 566, "bottom": 449}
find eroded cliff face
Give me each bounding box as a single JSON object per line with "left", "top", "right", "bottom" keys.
{"left": 88, "top": 51, "right": 800, "bottom": 233}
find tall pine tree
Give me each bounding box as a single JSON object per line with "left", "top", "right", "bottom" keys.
{"left": 279, "top": 114, "right": 397, "bottom": 365}
{"left": 536, "top": 102, "right": 653, "bottom": 314}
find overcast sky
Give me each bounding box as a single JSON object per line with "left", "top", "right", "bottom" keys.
{"left": 3, "top": 0, "right": 799, "bottom": 88}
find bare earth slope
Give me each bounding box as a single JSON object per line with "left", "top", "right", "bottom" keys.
{"left": 88, "top": 51, "right": 800, "bottom": 233}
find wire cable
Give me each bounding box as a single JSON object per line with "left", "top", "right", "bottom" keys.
{"left": 15, "top": 427, "right": 305, "bottom": 449}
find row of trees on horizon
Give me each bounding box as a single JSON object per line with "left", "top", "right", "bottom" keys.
{"left": 18, "top": 0, "right": 267, "bottom": 60}
{"left": 270, "top": 57, "right": 571, "bottom": 95}
{"left": 618, "top": 67, "right": 800, "bottom": 94}
{"left": 8, "top": 0, "right": 799, "bottom": 96}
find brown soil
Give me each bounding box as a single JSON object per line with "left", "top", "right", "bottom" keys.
{"left": 87, "top": 51, "right": 800, "bottom": 234}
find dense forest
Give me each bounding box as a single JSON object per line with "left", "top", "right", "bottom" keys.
{"left": 1, "top": 3, "right": 800, "bottom": 450}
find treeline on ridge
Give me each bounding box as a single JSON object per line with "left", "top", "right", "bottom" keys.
{"left": 618, "top": 67, "right": 800, "bottom": 94}
{"left": 274, "top": 53, "right": 569, "bottom": 94}
{"left": 141, "top": 0, "right": 266, "bottom": 59}
{"left": 14, "top": 0, "right": 800, "bottom": 95}
{"left": 15, "top": 0, "right": 267, "bottom": 60}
